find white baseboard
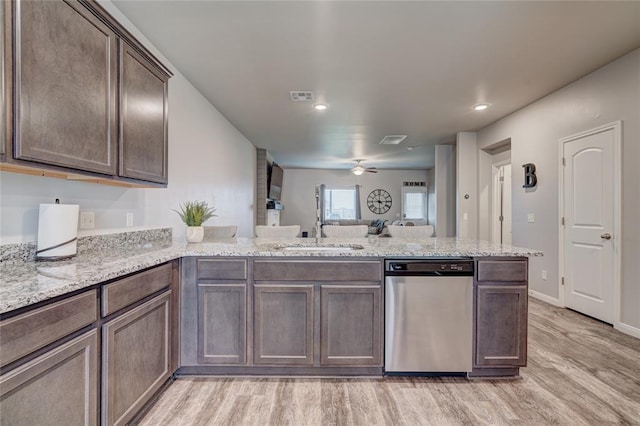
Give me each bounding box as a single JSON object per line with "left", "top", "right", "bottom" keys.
{"left": 615, "top": 322, "right": 640, "bottom": 339}
{"left": 528, "top": 289, "right": 562, "bottom": 307}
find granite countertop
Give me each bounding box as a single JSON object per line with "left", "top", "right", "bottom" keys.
{"left": 0, "top": 236, "right": 542, "bottom": 315}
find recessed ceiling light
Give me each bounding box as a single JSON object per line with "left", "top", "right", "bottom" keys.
{"left": 314, "top": 104, "right": 328, "bottom": 111}
{"left": 473, "top": 104, "right": 490, "bottom": 111}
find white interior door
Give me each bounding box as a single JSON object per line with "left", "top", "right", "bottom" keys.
{"left": 562, "top": 124, "right": 618, "bottom": 324}
{"left": 492, "top": 163, "right": 512, "bottom": 245}
{"left": 502, "top": 164, "right": 512, "bottom": 245}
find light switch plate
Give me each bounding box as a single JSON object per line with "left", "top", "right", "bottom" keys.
{"left": 527, "top": 213, "right": 535, "bottom": 223}
{"left": 126, "top": 212, "right": 134, "bottom": 227}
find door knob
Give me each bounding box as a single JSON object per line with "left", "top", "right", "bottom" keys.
{"left": 601, "top": 233, "right": 612, "bottom": 240}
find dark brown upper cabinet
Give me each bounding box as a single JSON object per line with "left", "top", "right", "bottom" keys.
{"left": 119, "top": 41, "right": 169, "bottom": 184}
{"left": 13, "top": 0, "right": 118, "bottom": 175}
{"left": 5, "top": 0, "right": 172, "bottom": 186}
{"left": 1, "top": 1, "right": 8, "bottom": 159}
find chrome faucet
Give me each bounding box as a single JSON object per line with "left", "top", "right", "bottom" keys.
{"left": 315, "top": 186, "right": 322, "bottom": 244}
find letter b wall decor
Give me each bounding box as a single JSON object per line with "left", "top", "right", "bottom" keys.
{"left": 522, "top": 163, "right": 537, "bottom": 188}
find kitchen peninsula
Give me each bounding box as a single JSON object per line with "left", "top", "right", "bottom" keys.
{"left": 0, "top": 229, "right": 541, "bottom": 425}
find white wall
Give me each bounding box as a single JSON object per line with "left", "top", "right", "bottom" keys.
{"left": 435, "top": 145, "right": 456, "bottom": 237}
{"left": 456, "top": 132, "right": 478, "bottom": 239}
{"left": 0, "top": 1, "right": 256, "bottom": 243}
{"left": 280, "top": 168, "right": 429, "bottom": 235}
{"left": 476, "top": 49, "right": 640, "bottom": 332}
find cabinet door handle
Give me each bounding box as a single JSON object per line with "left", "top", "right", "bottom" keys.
{"left": 601, "top": 233, "right": 612, "bottom": 240}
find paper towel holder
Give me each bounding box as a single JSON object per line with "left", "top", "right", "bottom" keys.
{"left": 35, "top": 199, "right": 79, "bottom": 261}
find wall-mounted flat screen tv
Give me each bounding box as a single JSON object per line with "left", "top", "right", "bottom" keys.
{"left": 268, "top": 163, "right": 284, "bottom": 201}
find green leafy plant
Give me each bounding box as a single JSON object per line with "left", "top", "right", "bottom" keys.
{"left": 174, "top": 201, "right": 217, "bottom": 226}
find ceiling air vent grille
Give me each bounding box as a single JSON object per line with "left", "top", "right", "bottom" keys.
{"left": 289, "top": 91, "right": 314, "bottom": 102}
{"left": 380, "top": 135, "right": 408, "bottom": 145}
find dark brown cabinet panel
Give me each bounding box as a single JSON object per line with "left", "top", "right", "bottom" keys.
{"left": 320, "top": 285, "right": 382, "bottom": 366}
{"left": 102, "top": 291, "right": 171, "bottom": 426}
{"left": 0, "top": 330, "right": 98, "bottom": 425}
{"left": 254, "top": 260, "right": 381, "bottom": 282}
{"left": 102, "top": 262, "right": 172, "bottom": 316}
{"left": 0, "top": 290, "right": 97, "bottom": 368}
{"left": 477, "top": 260, "right": 528, "bottom": 282}
{"left": 253, "top": 285, "right": 314, "bottom": 365}
{"left": 119, "top": 41, "right": 169, "bottom": 184}
{"left": 1, "top": 1, "right": 8, "bottom": 159}
{"left": 13, "top": 0, "right": 117, "bottom": 175}
{"left": 475, "top": 285, "right": 527, "bottom": 367}
{"left": 197, "top": 258, "right": 247, "bottom": 281}
{"left": 198, "top": 284, "right": 246, "bottom": 364}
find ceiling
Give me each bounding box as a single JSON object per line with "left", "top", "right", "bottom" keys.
{"left": 112, "top": 1, "right": 640, "bottom": 170}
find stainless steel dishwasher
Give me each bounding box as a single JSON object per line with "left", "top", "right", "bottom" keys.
{"left": 385, "top": 258, "right": 474, "bottom": 374}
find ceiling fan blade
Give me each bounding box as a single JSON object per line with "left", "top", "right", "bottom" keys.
{"left": 365, "top": 168, "right": 378, "bottom": 173}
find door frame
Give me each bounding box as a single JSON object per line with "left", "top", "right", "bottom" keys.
{"left": 492, "top": 159, "right": 511, "bottom": 244}
{"left": 558, "top": 121, "right": 622, "bottom": 327}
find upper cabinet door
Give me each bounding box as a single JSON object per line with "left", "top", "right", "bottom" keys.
{"left": 13, "top": 0, "right": 117, "bottom": 175}
{"left": 119, "top": 41, "right": 169, "bottom": 184}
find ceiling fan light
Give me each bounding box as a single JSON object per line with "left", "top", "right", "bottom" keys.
{"left": 352, "top": 165, "right": 365, "bottom": 175}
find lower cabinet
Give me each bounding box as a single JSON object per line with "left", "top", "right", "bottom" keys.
{"left": 182, "top": 258, "right": 384, "bottom": 373}
{"left": 102, "top": 291, "right": 171, "bottom": 426}
{"left": 320, "top": 285, "right": 382, "bottom": 366}
{"left": 253, "top": 284, "right": 314, "bottom": 365}
{"left": 475, "top": 285, "right": 527, "bottom": 367}
{"left": 198, "top": 283, "right": 246, "bottom": 364}
{"left": 473, "top": 258, "right": 528, "bottom": 374}
{"left": 0, "top": 330, "right": 99, "bottom": 425}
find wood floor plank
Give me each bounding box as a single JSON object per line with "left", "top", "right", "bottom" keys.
{"left": 371, "top": 378, "right": 406, "bottom": 426}
{"left": 138, "top": 298, "right": 640, "bottom": 425}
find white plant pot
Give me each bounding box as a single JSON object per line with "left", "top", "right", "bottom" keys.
{"left": 185, "top": 226, "right": 204, "bottom": 243}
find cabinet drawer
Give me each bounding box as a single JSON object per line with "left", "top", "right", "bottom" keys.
{"left": 0, "top": 290, "right": 98, "bottom": 367}
{"left": 102, "top": 263, "right": 172, "bottom": 316}
{"left": 197, "top": 258, "right": 247, "bottom": 281}
{"left": 477, "top": 260, "right": 528, "bottom": 282}
{"left": 253, "top": 260, "right": 382, "bottom": 282}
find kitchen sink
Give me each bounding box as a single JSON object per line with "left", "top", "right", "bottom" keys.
{"left": 275, "top": 243, "right": 365, "bottom": 252}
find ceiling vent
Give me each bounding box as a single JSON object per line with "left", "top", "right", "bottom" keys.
{"left": 289, "top": 91, "right": 314, "bottom": 102}
{"left": 379, "top": 135, "right": 408, "bottom": 145}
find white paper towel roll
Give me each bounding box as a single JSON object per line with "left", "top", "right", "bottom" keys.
{"left": 36, "top": 203, "right": 80, "bottom": 260}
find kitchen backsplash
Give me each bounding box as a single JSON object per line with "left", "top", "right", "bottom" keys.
{"left": 0, "top": 228, "right": 172, "bottom": 264}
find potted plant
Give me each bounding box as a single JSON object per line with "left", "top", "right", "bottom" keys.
{"left": 174, "top": 201, "right": 217, "bottom": 243}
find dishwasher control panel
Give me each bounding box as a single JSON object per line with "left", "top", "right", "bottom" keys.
{"left": 385, "top": 258, "right": 474, "bottom": 276}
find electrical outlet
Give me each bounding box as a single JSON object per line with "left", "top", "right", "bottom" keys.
{"left": 463, "top": 213, "right": 468, "bottom": 221}
{"left": 542, "top": 270, "right": 547, "bottom": 280}
{"left": 126, "top": 212, "right": 134, "bottom": 227}
{"left": 80, "top": 211, "right": 95, "bottom": 229}
{"left": 527, "top": 213, "right": 535, "bottom": 223}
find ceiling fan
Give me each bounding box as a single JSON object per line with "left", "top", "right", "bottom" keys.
{"left": 351, "top": 160, "right": 378, "bottom": 175}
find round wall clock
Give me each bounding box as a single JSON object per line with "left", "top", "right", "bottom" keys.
{"left": 367, "top": 189, "right": 392, "bottom": 214}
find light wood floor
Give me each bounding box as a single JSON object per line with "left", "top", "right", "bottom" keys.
{"left": 138, "top": 299, "right": 640, "bottom": 425}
